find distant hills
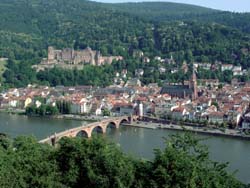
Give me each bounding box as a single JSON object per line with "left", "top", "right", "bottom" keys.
{"left": 0, "top": 0, "right": 250, "bottom": 87}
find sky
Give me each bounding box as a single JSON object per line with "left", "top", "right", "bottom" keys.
{"left": 95, "top": 0, "right": 250, "bottom": 12}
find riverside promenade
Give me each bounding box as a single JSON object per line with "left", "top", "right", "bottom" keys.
{"left": 128, "top": 121, "right": 250, "bottom": 140}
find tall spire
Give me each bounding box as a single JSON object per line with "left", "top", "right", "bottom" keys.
{"left": 190, "top": 65, "right": 198, "bottom": 100}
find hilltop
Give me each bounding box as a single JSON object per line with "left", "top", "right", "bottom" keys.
{"left": 102, "top": 1, "right": 217, "bottom": 20}
{"left": 103, "top": 2, "right": 250, "bottom": 33}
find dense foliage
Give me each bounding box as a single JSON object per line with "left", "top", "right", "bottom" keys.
{"left": 56, "top": 101, "right": 71, "bottom": 114}
{"left": 0, "top": 0, "right": 250, "bottom": 88}
{"left": 110, "top": 3, "right": 250, "bottom": 33}
{"left": 0, "top": 134, "right": 247, "bottom": 188}
{"left": 108, "top": 2, "right": 217, "bottom": 22}
{"left": 26, "top": 104, "right": 59, "bottom": 116}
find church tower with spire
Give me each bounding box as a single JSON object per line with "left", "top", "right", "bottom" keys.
{"left": 189, "top": 67, "right": 198, "bottom": 100}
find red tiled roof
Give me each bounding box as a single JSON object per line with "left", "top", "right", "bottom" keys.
{"left": 172, "top": 107, "right": 185, "bottom": 113}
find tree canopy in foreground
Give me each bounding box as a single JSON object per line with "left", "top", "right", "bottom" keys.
{"left": 0, "top": 133, "right": 248, "bottom": 188}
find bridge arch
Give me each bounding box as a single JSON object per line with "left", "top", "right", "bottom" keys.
{"left": 90, "top": 125, "right": 105, "bottom": 137}
{"left": 107, "top": 121, "right": 118, "bottom": 128}
{"left": 104, "top": 121, "right": 119, "bottom": 134}
{"left": 118, "top": 118, "right": 129, "bottom": 126}
{"left": 76, "top": 130, "right": 89, "bottom": 138}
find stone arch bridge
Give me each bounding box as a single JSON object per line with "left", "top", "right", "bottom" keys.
{"left": 39, "top": 116, "right": 137, "bottom": 146}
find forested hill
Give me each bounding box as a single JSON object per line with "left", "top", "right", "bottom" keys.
{"left": 0, "top": 0, "right": 250, "bottom": 87}
{"left": 103, "top": 2, "right": 217, "bottom": 21}
{"left": 0, "top": 0, "right": 151, "bottom": 59}
{"left": 1, "top": 0, "right": 249, "bottom": 38}
{"left": 105, "top": 2, "right": 250, "bottom": 33}
{"left": 0, "top": 0, "right": 218, "bottom": 39}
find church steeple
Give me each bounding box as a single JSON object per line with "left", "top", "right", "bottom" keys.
{"left": 189, "top": 66, "right": 198, "bottom": 100}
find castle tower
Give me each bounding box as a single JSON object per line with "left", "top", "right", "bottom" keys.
{"left": 95, "top": 51, "right": 101, "bottom": 66}
{"left": 189, "top": 67, "right": 198, "bottom": 100}
{"left": 48, "top": 46, "right": 55, "bottom": 62}
{"left": 85, "top": 47, "right": 95, "bottom": 65}
{"left": 90, "top": 52, "right": 95, "bottom": 65}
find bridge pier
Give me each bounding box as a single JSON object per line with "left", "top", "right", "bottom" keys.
{"left": 51, "top": 133, "right": 57, "bottom": 146}
{"left": 51, "top": 137, "right": 55, "bottom": 146}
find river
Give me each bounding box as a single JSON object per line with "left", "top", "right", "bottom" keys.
{"left": 0, "top": 113, "right": 249, "bottom": 183}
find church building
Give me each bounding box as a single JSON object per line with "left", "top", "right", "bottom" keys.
{"left": 160, "top": 70, "right": 198, "bottom": 100}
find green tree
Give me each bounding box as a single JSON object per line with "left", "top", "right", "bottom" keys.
{"left": 102, "top": 108, "right": 111, "bottom": 116}
{"left": 46, "top": 105, "right": 59, "bottom": 115}
{"left": 38, "top": 104, "right": 46, "bottom": 116}
{"left": 0, "top": 134, "right": 247, "bottom": 187}
{"left": 0, "top": 136, "right": 62, "bottom": 188}
{"left": 25, "top": 105, "right": 36, "bottom": 116}
{"left": 56, "top": 136, "right": 135, "bottom": 188}
{"left": 146, "top": 133, "right": 244, "bottom": 188}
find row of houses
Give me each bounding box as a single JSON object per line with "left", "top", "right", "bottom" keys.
{"left": 0, "top": 85, "right": 157, "bottom": 117}
{"left": 1, "top": 81, "right": 250, "bottom": 128}
{"left": 148, "top": 81, "right": 250, "bottom": 127}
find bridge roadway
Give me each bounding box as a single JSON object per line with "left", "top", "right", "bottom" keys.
{"left": 39, "top": 115, "right": 137, "bottom": 146}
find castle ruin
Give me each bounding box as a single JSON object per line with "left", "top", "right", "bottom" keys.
{"left": 33, "top": 46, "right": 123, "bottom": 71}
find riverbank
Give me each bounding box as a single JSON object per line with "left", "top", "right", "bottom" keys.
{"left": 0, "top": 108, "right": 25, "bottom": 115}
{"left": 52, "top": 114, "right": 100, "bottom": 122}
{"left": 127, "top": 121, "right": 250, "bottom": 140}
{"left": 0, "top": 110, "right": 100, "bottom": 122}
{"left": 27, "top": 114, "right": 99, "bottom": 123}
